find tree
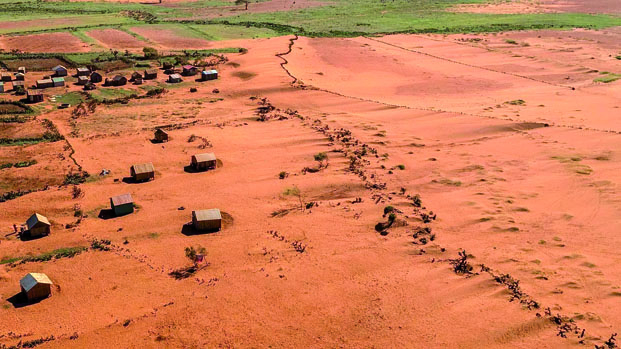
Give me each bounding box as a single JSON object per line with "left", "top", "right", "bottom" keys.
{"left": 143, "top": 47, "right": 158, "bottom": 59}
{"left": 235, "top": 0, "right": 249, "bottom": 10}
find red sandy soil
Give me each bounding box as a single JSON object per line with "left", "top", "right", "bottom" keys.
{"left": 0, "top": 32, "right": 90, "bottom": 53}
{"left": 129, "top": 26, "right": 210, "bottom": 49}
{"left": 0, "top": 32, "right": 619, "bottom": 348}
{"left": 451, "top": 0, "right": 621, "bottom": 14}
{"left": 85, "top": 29, "right": 152, "bottom": 51}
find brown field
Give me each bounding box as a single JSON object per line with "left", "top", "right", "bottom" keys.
{"left": 129, "top": 26, "right": 210, "bottom": 49}
{"left": 0, "top": 27, "right": 620, "bottom": 349}
{"left": 0, "top": 32, "right": 89, "bottom": 53}
{"left": 1, "top": 58, "right": 70, "bottom": 71}
{"left": 85, "top": 29, "right": 149, "bottom": 51}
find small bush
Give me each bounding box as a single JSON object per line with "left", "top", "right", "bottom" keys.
{"left": 314, "top": 152, "right": 327, "bottom": 162}
{"left": 278, "top": 171, "right": 288, "bottom": 179}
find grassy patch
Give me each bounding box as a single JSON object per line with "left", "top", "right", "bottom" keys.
{"left": 217, "top": 0, "right": 621, "bottom": 36}
{"left": 56, "top": 92, "right": 86, "bottom": 106}
{"left": 2, "top": 246, "right": 87, "bottom": 265}
{"left": 594, "top": 73, "right": 621, "bottom": 83}
{"left": 0, "top": 160, "right": 37, "bottom": 170}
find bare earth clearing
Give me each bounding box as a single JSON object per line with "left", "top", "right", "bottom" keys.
{"left": 0, "top": 26, "right": 620, "bottom": 348}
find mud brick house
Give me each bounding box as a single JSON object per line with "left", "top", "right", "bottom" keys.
{"left": 76, "top": 67, "right": 90, "bottom": 76}
{"left": 20, "top": 273, "right": 53, "bottom": 301}
{"left": 154, "top": 128, "right": 169, "bottom": 142}
{"left": 106, "top": 75, "right": 127, "bottom": 87}
{"left": 201, "top": 70, "right": 218, "bottom": 81}
{"left": 27, "top": 90, "right": 44, "bottom": 103}
{"left": 130, "top": 162, "right": 155, "bottom": 182}
{"left": 36, "top": 79, "right": 54, "bottom": 89}
{"left": 182, "top": 65, "right": 198, "bottom": 76}
{"left": 192, "top": 209, "right": 222, "bottom": 231}
{"left": 52, "top": 77, "right": 65, "bottom": 87}
{"left": 26, "top": 213, "right": 51, "bottom": 237}
{"left": 1, "top": 72, "right": 12, "bottom": 82}
{"left": 77, "top": 76, "right": 89, "bottom": 85}
{"left": 168, "top": 74, "right": 182, "bottom": 83}
{"left": 52, "top": 65, "right": 67, "bottom": 77}
{"left": 143, "top": 69, "right": 157, "bottom": 80}
{"left": 191, "top": 153, "right": 217, "bottom": 171}
{"left": 110, "top": 193, "right": 134, "bottom": 216}
{"left": 15, "top": 73, "right": 25, "bottom": 81}
{"left": 90, "top": 71, "right": 103, "bottom": 83}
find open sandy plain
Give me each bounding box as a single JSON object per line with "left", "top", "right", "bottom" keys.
{"left": 0, "top": 25, "right": 619, "bottom": 349}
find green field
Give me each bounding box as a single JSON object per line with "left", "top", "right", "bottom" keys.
{"left": 0, "top": 0, "right": 619, "bottom": 39}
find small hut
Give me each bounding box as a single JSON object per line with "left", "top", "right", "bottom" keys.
{"left": 143, "top": 69, "right": 157, "bottom": 80}
{"left": 182, "top": 65, "right": 198, "bottom": 76}
{"left": 133, "top": 77, "right": 143, "bottom": 85}
{"left": 76, "top": 67, "right": 90, "bottom": 76}
{"left": 162, "top": 62, "right": 174, "bottom": 70}
{"left": 27, "top": 90, "right": 44, "bottom": 103}
{"left": 130, "top": 71, "right": 142, "bottom": 82}
{"left": 13, "top": 80, "right": 25, "bottom": 92}
{"left": 52, "top": 77, "right": 65, "bottom": 87}
{"left": 168, "top": 74, "right": 182, "bottom": 83}
{"left": 201, "top": 70, "right": 218, "bottom": 81}
{"left": 154, "top": 128, "right": 168, "bottom": 142}
{"left": 1, "top": 72, "right": 12, "bottom": 82}
{"left": 90, "top": 71, "right": 103, "bottom": 83}
{"left": 77, "top": 76, "right": 89, "bottom": 85}
{"left": 130, "top": 162, "right": 155, "bottom": 182}
{"left": 108, "top": 75, "right": 127, "bottom": 86}
{"left": 26, "top": 213, "right": 51, "bottom": 237}
{"left": 36, "top": 79, "right": 54, "bottom": 89}
{"left": 191, "top": 153, "right": 217, "bottom": 171}
{"left": 110, "top": 193, "right": 134, "bottom": 217}
{"left": 20, "top": 273, "right": 53, "bottom": 301}
{"left": 0, "top": 82, "right": 4, "bottom": 93}
{"left": 15, "top": 73, "right": 25, "bottom": 81}
{"left": 192, "top": 209, "right": 222, "bottom": 232}
{"left": 52, "top": 65, "right": 68, "bottom": 77}
{"left": 17, "top": 67, "right": 26, "bottom": 74}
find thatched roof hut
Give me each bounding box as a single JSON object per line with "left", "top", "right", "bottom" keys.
{"left": 191, "top": 153, "right": 217, "bottom": 171}
{"left": 130, "top": 162, "right": 155, "bottom": 182}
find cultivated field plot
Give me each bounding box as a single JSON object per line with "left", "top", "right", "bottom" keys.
{"left": 129, "top": 24, "right": 211, "bottom": 49}
{"left": 1, "top": 57, "right": 70, "bottom": 71}
{"left": 0, "top": 32, "right": 89, "bottom": 53}
{"left": 85, "top": 28, "right": 149, "bottom": 51}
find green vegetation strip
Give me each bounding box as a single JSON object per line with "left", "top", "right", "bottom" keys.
{"left": 0, "top": 160, "right": 37, "bottom": 170}
{"left": 1, "top": 246, "right": 87, "bottom": 265}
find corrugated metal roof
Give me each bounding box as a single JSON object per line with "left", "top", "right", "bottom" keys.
{"left": 26, "top": 213, "right": 50, "bottom": 230}
{"left": 202, "top": 70, "right": 218, "bottom": 74}
{"left": 193, "top": 153, "right": 216, "bottom": 163}
{"left": 52, "top": 77, "right": 64, "bottom": 82}
{"left": 183, "top": 65, "right": 195, "bottom": 70}
{"left": 169, "top": 74, "right": 182, "bottom": 79}
{"left": 77, "top": 67, "right": 90, "bottom": 72}
{"left": 111, "top": 193, "right": 133, "bottom": 207}
{"left": 145, "top": 69, "right": 157, "bottom": 75}
{"left": 37, "top": 79, "right": 53, "bottom": 84}
{"left": 27, "top": 90, "right": 43, "bottom": 96}
{"left": 1, "top": 72, "right": 11, "bottom": 77}
{"left": 132, "top": 162, "right": 154, "bottom": 175}
{"left": 20, "top": 273, "right": 53, "bottom": 292}
{"left": 52, "top": 65, "right": 66, "bottom": 71}
{"left": 193, "top": 209, "right": 221, "bottom": 222}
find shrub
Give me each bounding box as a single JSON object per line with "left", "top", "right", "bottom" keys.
{"left": 314, "top": 152, "right": 328, "bottom": 162}
{"left": 278, "top": 171, "right": 288, "bottom": 179}
{"left": 184, "top": 245, "right": 206, "bottom": 264}
{"left": 383, "top": 205, "right": 394, "bottom": 215}
{"left": 143, "top": 47, "right": 159, "bottom": 59}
